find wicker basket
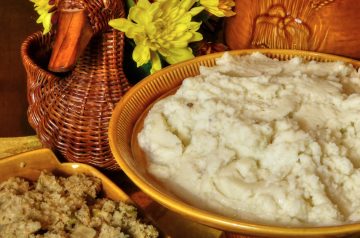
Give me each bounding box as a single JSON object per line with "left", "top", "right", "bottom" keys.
{"left": 21, "top": 1, "right": 130, "bottom": 170}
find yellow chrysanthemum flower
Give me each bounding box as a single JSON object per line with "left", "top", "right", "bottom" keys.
{"left": 109, "top": 0, "right": 204, "bottom": 73}
{"left": 30, "top": 0, "right": 54, "bottom": 34}
{"left": 199, "top": 0, "right": 236, "bottom": 17}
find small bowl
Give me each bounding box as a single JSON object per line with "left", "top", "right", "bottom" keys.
{"left": 0, "top": 148, "right": 130, "bottom": 202}
{"left": 109, "top": 49, "right": 360, "bottom": 237}
{"left": 0, "top": 148, "right": 169, "bottom": 236}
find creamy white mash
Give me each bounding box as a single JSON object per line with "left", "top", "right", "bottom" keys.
{"left": 138, "top": 52, "right": 360, "bottom": 226}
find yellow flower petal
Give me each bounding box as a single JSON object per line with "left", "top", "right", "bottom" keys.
{"left": 179, "top": 0, "right": 197, "bottom": 11}
{"left": 149, "top": 1, "right": 162, "bottom": 16}
{"left": 174, "top": 23, "right": 188, "bottom": 33}
{"left": 150, "top": 51, "right": 162, "bottom": 74}
{"left": 108, "top": 18, "right": 127, "bottom": 31}
{"left": 133, "top": 44, "right": 151, "bottom": 67}
{"left": 159, "top": 0, "right": 175, "bottom": 14}
{"left": 206, "top": 7, "right": 226, "bottom": 17}
{"left": 129, "top": 5, "right": 152, "bottom": 24}
{"left": 110, "top": 0, "right": 204, "bottom": 69}
{"left": 163, "top": 47, "right": 194, "bottom": 64}
{"left": 189, "top": 6, "right": 205, "bottom": 16}
{"left": 199, "top": 0, "right": 236, "bottom": 17}
{"left": 109, "top": 18, "right": 144, "bottom": 38}
{"left": 145, "top": 22, "right": 157, "bottom": 38}
{"left": 42, "top": 13, "right": 53, "bottom": 34}
{"left": 174, "top": 32, "right": 193, "bottom": 42}
{"left": 223, "top": 9, "right": 236, "bottom": 17}
{"left": 199, "top": 0, "right": 218, "bottom": 7}
{"left": 31, "top": 0, "right": 54, "bottom": 34}
{"left": 169, "top": 41, "right": 188, "bottom": 48}
{"left": 191, "top": 32, "right": 203, "bottom": 42}
{"left": 188, "top": 21, "right": 202, "bottom": 31}
{"left": 136, "top": 0, "right": 151, "bottom": 8}
{"left": 158, "top": 48, "right": 170, "bottom": 58}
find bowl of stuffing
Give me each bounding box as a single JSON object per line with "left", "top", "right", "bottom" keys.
{"left": 109, "top": 49, "right": 360, "bottom": 237}
{"left": 0, "top": 148, "right": 160, "bottom": 238}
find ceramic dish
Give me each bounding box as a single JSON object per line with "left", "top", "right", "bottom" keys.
{"left": 0, "top": 148, "right": 170, "bottom": 237}
{"left": 109, "top": 49, "right": 360, "bottom": 237}
{"left": 0, "top": 148, "right": 130, "bottom": 201}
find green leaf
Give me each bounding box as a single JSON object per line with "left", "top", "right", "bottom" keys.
{"left": 125, "top": 0, "right": 136, "bottom": 8}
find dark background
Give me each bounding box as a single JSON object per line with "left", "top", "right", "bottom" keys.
{"left": 0, "top": 1, "right": 40, "bottom": 136}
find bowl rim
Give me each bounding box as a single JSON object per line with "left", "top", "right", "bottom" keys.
{"left": 109, "top": 49, "right": 360, "bottom": 237}
{"left": 0, "top": 148, "right": 130, "bottom": 201}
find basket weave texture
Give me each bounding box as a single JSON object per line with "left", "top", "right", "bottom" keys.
{"left": 21, "top": 0, "right": 130, "bottom": 170}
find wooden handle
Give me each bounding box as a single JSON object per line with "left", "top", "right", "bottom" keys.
{"left": 48, "top": 10, "right": 93, "bottom": 73}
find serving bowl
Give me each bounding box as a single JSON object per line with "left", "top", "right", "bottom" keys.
{"left": 109, "top": 49, "right": 360, "bottom": 237}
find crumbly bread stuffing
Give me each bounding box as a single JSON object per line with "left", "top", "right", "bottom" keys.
{"left": 0, "top": 172, "right": 158, "bottom": 238}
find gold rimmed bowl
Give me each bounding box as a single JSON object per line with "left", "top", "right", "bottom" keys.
{"left": 0, "top": 148, "right": 166, "bottom": 236}
{"left": 109, "top": 49, "right": 360, "bottom": 237}
{"left": 0, "top": 148, "right": 131, "bottom": 202}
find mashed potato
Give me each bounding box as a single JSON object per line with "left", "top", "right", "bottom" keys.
{"left": 138, "top": 52, "right": 360, "bottom": 226}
